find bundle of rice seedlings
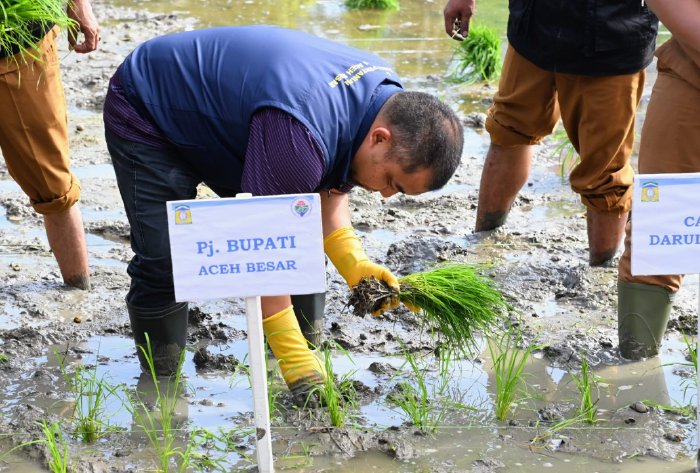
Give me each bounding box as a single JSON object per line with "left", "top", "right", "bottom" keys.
{"left": 349, "top": 263, "right": 508, "bottom": 349}
{"left": 449, "top": 23, "right": 501, "bottom": 84}
{"left": 0, "top": 0, "right": 75, "bottom": 58}
{"left": 344, "top": 0, "right": 399, "bottom": 11}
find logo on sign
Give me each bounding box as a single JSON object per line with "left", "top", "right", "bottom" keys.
{"left": 640, "top": 182, "right": 659, "bottom": 202}
{"left": 291, "top": 198, "right": 311, "bottom": 217}
{"left": 174, "top": 205, "right": 192, "bottom": 224}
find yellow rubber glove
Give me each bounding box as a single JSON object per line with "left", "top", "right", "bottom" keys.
{"left": 324, "top": 226, "right": 400, "bottom": 315}
{"left": 263, "top": 305, "right": 326, "bottom": 404}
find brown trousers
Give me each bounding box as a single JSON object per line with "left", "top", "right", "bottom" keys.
{"left": 0, "top": 27, "right": 80, "bottom": 215}
{"left": 486, "top": 45, "right": 645, "bottom": 213}
{"left": 618, "top": 55, "right": 700, "bottom": 292}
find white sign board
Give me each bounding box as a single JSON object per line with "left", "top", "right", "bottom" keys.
{"left": 167, "top": 193, "right": 325, "bottom": 301}
{"left": 631, "top": 172, "right": 700, "bottom": 276}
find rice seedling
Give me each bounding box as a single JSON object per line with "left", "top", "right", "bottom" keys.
{"left": 123, "top": 334, "right": 191, "bottom": 473}
{"left": 350, "top": 263, "right": 507, "bottom": 354}
{"left": 388, "top": 344, "right": 474, "bottom": 433}
{"left": 569, "top": 355, "right": 601, "bottom": 424}
{"left": 549, "top": 126, "right": 579, "bottom": 180}
{"left": 344, "top": 0, "right": 399, "bottom": 11}
{"left": 0, "top": 353, "right": 8, "bottom": 363}
{"left": 313, "top": 341, "right": 358, "bottom": 427}
{"left": 185, "top": 426, "right": 255, "bottom": 471}
{"left": 39, "top": 420, "right": 70, "bottom": 473}
{"left": 529, "top": 414, "right": 588, "bottom": 446}
{"left": 278, "top": 441, "right": 315, "bottom": 469}
{"left": 680, "top": 330, "right": 698, "bottom": 372}
{"left": 449, "top": 23, "right": 501, "bottom": 84}
{"left": 486, "top": 329, "right": 533, "bottom": 421}
{"left": 641, "top": 399, "right": 695, "bottom": 417}
{"left": 0, "top": 0, "right": 75, "bottom": 60}
{"left": 389, "top": 349, "right": 443, "bottom": 433}
{"left": 55, "top": 350, "right": 121, "bottom": 443}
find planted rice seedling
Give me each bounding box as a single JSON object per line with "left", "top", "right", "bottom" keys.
{"left": 350, "top": 264, "right": 507, "bottom": 353}
{"left": 549, "top": 126, "right": 579, "bottom": 180}
{"left": 0, "top": 0, "right": 75, "bottom": 59}
{"left": 314, "top": 342, "right": 358, "bottom": 427}
{"left": 389, "top": 344, "right": 475, "bottom": 433}
{"left": 39, "top": 420, "right": 70, "bottom": 473}
{"left": 124, "top": 334, "right": 191, "bottom": 473}
{"left": 55, "top": 350, "right": 121, "bottom": 443}
{"left": 389, "top": 348, "right": 444, "bottom": 433}
{"left": 449, "top": 24, "right": 501, "bottom": 84}
{"left": 569, "top": 355, "right": 601, "bottom": 424}
{"left": 344, "top": 0, "right": 399, "bottom": 11}
{"left": 487, "top": 329, "right": 533, "bottom": 421}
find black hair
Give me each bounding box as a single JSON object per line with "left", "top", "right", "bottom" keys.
{"left": 382, "top": 91, "right": 464, "bottom": 190}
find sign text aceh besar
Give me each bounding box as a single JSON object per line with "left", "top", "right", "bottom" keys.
{"left": 195, "top": 235, "right": 298, "bottom": 276}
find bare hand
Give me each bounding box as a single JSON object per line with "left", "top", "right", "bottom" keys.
{"left": 67, "top": 0, "right": 100, "bottom": 53}
{"left": 443, "top": 0, "right": 476, "bottom": 41}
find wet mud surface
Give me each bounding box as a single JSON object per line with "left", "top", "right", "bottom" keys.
{"left": 0, "top": 2, "right": 698, "bottom": 472}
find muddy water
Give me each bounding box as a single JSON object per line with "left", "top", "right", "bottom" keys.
{"left": 0, "top": 0, "right": 698, "bottom": 472}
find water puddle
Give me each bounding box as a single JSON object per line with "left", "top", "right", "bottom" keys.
{"left": 0, "top": 330, "right": 695, "bottom": 471}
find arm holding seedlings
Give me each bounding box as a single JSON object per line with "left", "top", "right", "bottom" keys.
{"left": 321, "top": 190, "right": 401, "bottom": 315}
{"left": 646, "top": 0, "right": 700, "bottom": 54}
{"left": 66, "top": 0, "right": 100, "bottom": 53}
{"left": 443, "top": 0, "right": 476, "bottom": 40}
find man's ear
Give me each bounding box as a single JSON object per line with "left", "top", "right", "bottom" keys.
{"left": 371, "top": 126, "right": 392, "bottom": 145}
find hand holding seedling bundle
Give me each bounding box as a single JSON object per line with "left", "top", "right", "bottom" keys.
{"left": 349, "top": 263, "right": 508, "bottom": 349}
{"left": 324, "top": 226, "right": 407, "bottom": 315}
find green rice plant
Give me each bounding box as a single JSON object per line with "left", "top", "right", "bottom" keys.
{"left": 549, "top": 126, "right": 579, "bottom": 180}
{"left": 0, "top": 0, "right": 75, "bottom": 60}
{"left": 278, "top": 441, "right": 315, "bottom": 469}
{"left": 185, "top": 427, "right": 255, "bottom": 471}
{"left": 123, "top": 334, "right": 190, "bottom": 473}
{"left": 388, "top": 345, "right": 475, "bottom": 433}
{"left": 313, "top": 342, "right": 358, "bottom": 427}
{"left": 486, "top": 329, "right": 533, "bottom": 421}
{"left": 55, "top": 350, "right": 121, "bottom": 443}
{"left": 0, "top": 353, "right": 8, "bottom": 363}
{"left": 449, "top": 24, "right": 501, "bottom": 84}
{"left": 568, "top": 355, "right": 601, "bottom": 424}
{"left": 389, "top": 349, "right": 442, "bottom": 433}
{"left": 680, "top": 331, "right": 698, "bottom": 372}
{"left": 39, "top": 420, "right": 70, "bottom": 473}
{"left": 530, "top": 414, "right": 588, "bottom": 446}
{"left": 641, "top": 399, "right": 695, "bottom": 417}
{"left": 350, "top": 264, "right": 507, "bottom": 354}
{"left": 344, "top": 0, "right": 399, "bottom": 11}
{"left": 0, "top": 420, "right": 70, "bottom": 472}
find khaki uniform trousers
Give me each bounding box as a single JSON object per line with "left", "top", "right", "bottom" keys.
{"left": 618, "top": 43, "right": 700, "bottom": 292}
{"left": 486, "top": 45, "right": 645, "bottom": 213}
{"left": 0, "top": 26, "right": 80, "bottom": 214}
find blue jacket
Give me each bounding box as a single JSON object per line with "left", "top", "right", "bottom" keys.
{"left": 118, "top": 25, "right": 403, "bottom": 190}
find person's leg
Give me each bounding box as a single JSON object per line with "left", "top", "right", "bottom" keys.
{"left": 0, "top": 27, "right": 89, "bottom": 288}
{"left": 480, "top": 45, "right": 559, "bottom": 231}
{"left": 106, "top": 129, "right": 199, "bottom": 376}
{"left": 291, "top": 292, "right": 326, "bottom": 347}
{"left": 476, "top": 144, "right": 533, "bottom": 231}
{"left": 616, "top": 63, "right": 697, "bottom": 359}
{"left": 556, "top": 70, "right": 644, "bottom": 266}
{"left": 43, "top": 205, "right": 90, "bottom": 289}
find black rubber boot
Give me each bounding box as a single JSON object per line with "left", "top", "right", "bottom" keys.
{"left": 127, "top": 302, "right": 189, "bottom": 377}
{"left": 291, "top": 292, "right": 325, "bottom": 347}
{"left": 618, "top": 281, "right": 673, "bottom": 360}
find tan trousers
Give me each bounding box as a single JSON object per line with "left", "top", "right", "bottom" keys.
{"left": 0, "top": 27, "right": 80, "bottom": 214}
{"left": 486, "top": 45, "right": 645, "bottom": 213}
{"left": 618, "top": 58, "right": 700, "bottom": 292}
